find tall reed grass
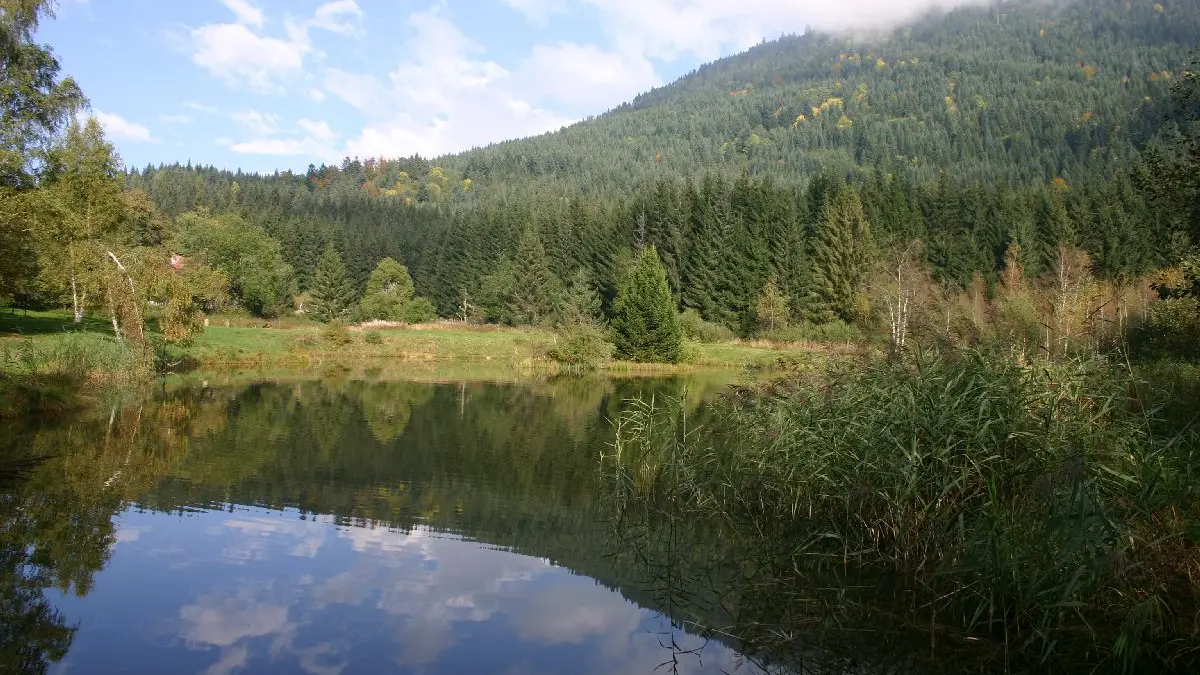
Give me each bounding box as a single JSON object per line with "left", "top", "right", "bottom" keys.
{"left": 0, "top": 334, "right": 147, "bottom": 416}
{"left": 606, "top": 349, "right": 1200, "bottom": 673}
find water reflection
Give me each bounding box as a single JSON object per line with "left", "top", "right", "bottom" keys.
{"left": 0, "top": 375, "right": 754, "bottom": 675}
{"left": 52, "top": 506, "right": 750, "bottom": 675}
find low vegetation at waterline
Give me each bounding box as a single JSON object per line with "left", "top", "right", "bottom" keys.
{"left": 605, "top": 350, "right": 1200, "bottom": 673}
{"left": 0, "top": 331, "right": 147, "bottom": 417}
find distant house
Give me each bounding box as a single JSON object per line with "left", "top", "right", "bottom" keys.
{"left": 169, "top": 253, "right": 186, "bottom": 271}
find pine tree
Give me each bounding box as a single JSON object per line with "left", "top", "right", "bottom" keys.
{"left": 309, "top": 245, "right": 354, "bottom": 323}
{"left": 804, "top": 185, "right": 876, "bottom": 324}
{"left": 611, "top": 245, "right": 682, "bottom": 363}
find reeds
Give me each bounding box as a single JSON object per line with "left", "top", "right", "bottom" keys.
{"left": 605, "top": 348, "right": 1200, "bottom": 673}
{"left": 0, "top": 334, "right": 146, "bottom": 416}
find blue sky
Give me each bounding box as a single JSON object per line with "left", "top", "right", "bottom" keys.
{"left": 40, "top": 0, "right": 975, "bottom": 173}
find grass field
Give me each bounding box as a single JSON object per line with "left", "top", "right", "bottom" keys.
{"left": 1, "top": 309, "right": 836, "bottom": 374}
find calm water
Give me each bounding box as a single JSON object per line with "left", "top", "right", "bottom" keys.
{"left": 0, "top": 374, "right": 768, "bottom": 675}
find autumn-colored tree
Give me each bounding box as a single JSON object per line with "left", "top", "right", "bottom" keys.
{"left": 755, "top": 276, "right": 790, "bottom": 333}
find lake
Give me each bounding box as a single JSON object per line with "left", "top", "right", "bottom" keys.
{"left": 0, "top": 374, "right": 776, "bottom": 675}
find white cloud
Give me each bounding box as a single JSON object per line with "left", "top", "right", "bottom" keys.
{"left": 184, "top": 101, "right": 218, "bottom": 114}
{"left": 94, "top": 110, "right": 155, "bottom": 142}
{"left": 501, "top": 0, "right": 568, "bottom": 26}
{"left": 190, "top": 21, "right": 309, "bottom": 93}
{"left": 322, "top": 69, "right": 383, "bottom": 112}
{"left": 230, "top": 110, "right": 281, "bottom": 136}
{"left": 581, "top": 0, "right": 992, "bottom": 61}
{"left": 297, "top": 118, "right": 337, "bottom": 141}
{"left": 220, "top": 0, "right": 263, "bottom": 28}
{"left": 339, "top": 7, "right": 572, "bottom": 159}
{"left": 230, "top": 137, "right": 338, "bottom": 159}
{"left": 311, "top": 0, "right": 364, "bottom": 36}
{"left": 520, "top": 42, "right": 660, "bottom": 110}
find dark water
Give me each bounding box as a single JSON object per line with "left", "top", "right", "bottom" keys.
{"left": 0, "top": 375, "right": 768, "bottom": 675}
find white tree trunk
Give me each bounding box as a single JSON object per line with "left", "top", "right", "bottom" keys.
{"left": 107, "top": 251, "right": 144, "bottom": 343}
{"left": 107, "top": 288, "right": 122, "bottom": 342}
{"left": 71, "top": 275, "right": 83, "bottom": 323}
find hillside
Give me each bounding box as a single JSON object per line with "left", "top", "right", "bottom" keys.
{"left": 122, "top": 0, "right": 1200, "bottom": 334}
{"left": 441, "top": 0, "right": 1199, "bottom": 192}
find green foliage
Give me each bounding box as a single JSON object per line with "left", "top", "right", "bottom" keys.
{"left": 507, "top": 226, "right": 562, "bottom": 326}
{"left": 803, "top": 184, "right": 875, "bottom": 324}
{"left": 363, "top": 330, "right": 383, "bottom": 345}
{"left": 320, "top": 319, "right": 352, "bottom": 347}
{"left": 557, "top": 267, "right": 602, "bottom": 327}
{"left": 477, "top": 258, "right": 518, "bottom": 325}
{"left": 357, "top": 257, "right": 435, "bottom": 323}
{"left": 402, "top": 296, "right": 437, "bottom": 323}
{"left": 309, "top": 246, "right": 354, "bottom": 323}
{"left": 754, "top": 275, "right": 790, "bottom": 333}
{"left": 0, "top": 332, "right": 143, "bottom": 417}
{"left": 1134, "top": 297, "right": 1200, "bottom": 358}
{"left": 678, "top": 337, "right": 704, "bottom": 364}
{"left": 608, "top": 350, "right": 1200, "bottom": 672}
{"left": 175, "top": 211, "right": 293, "bottom": 318}
{"left": 0, "top": 0, "right": 85, "bottom": 189}
{"left": 678, "top": 308, "right": 735, "bottom": 343}
{"left": 548, "top": 323, "right": 614, "bottom": 370}
{"left": 611, "top": 246, "right": 682, "bottom": 363}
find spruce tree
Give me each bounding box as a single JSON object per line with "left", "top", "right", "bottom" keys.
{"left": 804, "top": 185, "right": 876, "bottom": 324}
{"left": 507, "top": 225, "right": 562, "bottom": 325}
{"left": 558, "top": 267, "right": 603, "bottom": 326}
{"left": 611, "top": 245, "right": 682, "bottom": 363}
{"left": 309, "top": 245, "right": 354, "bottom": 323}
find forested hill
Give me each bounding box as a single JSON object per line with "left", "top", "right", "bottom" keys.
{"left": 125, "top": 0, "right": 1200, "bottom": 334}
{"left": 436, "top": 0, "right": 1198, "bottom": 192}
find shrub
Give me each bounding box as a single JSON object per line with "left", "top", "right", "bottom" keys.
{"left": 363, "top": 330, "right": 383, "bottom": 345}
{"left": 763, "top": 320, "right": 862, "bottom": 343}
{"left": 320, "top": 320, "right": 353, "bottom": 347}
{"left": 678, "top": 337, "right": 704, "bottom": 364}
{"left": 678, "top": 309, "right": 735, "bottom": 343}
{"left": 1133, "top": 297, "right": 1200, "bottom": 359}
{"left": 403, "top": 297, "right": 438, "bottom": 324}
{"left": 548, "top": 323, "right": 614, "bottom": 370}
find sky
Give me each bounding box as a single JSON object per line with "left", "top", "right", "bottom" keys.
{"left": 40, "top": 0, "right": 986, "bottom": 173}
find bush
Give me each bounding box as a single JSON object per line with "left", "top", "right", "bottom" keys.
{"left": 762, "top": 320, "right": 862, "bottom": 343}
{"left": 548, "top": 323, "right": 614, "bottom": 370}
{"left": 363, "top": 330, "right": 383, "bottom": 345}
{"left": 1133, "top": 297, "right": 1200, "bottom": 359}
{"left": 678, "top": 309, "right": 735, "bottom": 343}
{"left": 678, "top": 337, "right": 704, "bottom": 364}
{"left": 403, "top": 297, "right": 438, "bottom": 324}
{"left": 320, "top": 320, "right": 353, "bottom": 347}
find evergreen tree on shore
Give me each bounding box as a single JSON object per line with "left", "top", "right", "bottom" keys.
{"left": 611, "top": 246, "right": 682, "bottom": 363}
{"left": 309, "top": 245, "right": 353, "bottom": 322}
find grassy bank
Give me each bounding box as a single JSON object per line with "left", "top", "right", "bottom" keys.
{"left": 1, "top": 310, "right": 833, "bottom": 416}
{"left": 0, "top": 329, "right": 148, "bottom": 417}
{"left": 606, "top": 349, "right": 1200, "bottom": 673}
{"left": 169, "top": 315, "right": 827, "bottom": 373}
